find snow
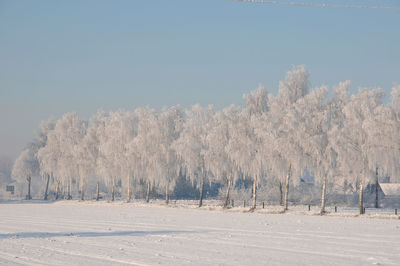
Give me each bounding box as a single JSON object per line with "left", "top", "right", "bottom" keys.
{"left": 0, "top": 201, "right": 399, "bottom": 265}
{"left": 380, "top": 183, "right": 400, "bottom": 196}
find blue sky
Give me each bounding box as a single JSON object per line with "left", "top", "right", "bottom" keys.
{"left": 0, "top": 0, "right": 399, "bottom": 160}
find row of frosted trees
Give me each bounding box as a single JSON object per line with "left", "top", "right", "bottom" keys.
{"left": 12, "top": 66, "right": 400, "bottom": 214}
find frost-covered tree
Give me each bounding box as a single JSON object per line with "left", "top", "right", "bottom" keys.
{"left": 266, "top": 66, "right": 310, "bottom": 211}
{"left": 157, "top": 106, "right": 184, "bottom": 204}
{"left": 331, "top": 87, "right": 385, "bottom": 214}
{"left": 365, "top": 104, "right": 399, "bottom": 207}
{"left": 97, "top": 110, "right": 136, "bottom": 201}
{"left": 14, "top": 118, "right": 56, "bottom": 200}
{"left": 255, "top": 109, "right": 286, "bottom": 206}
{"left": 40, "top": 113, "right": 87, "bottom": 200}
{"left": 289, "top": 85, "right": 331, "bottom": 214}
{"left": 12, "top": 148, "right": 39, "bottom": 199}
{"left": 75, "top": 125, "right": 94, "bottom": 201}
{"left": 106, "top": 110, "right": 137, "bottom": 201}
{"left": 387, "top": 84, "right": 400, "bottom": 183}
{"left": 357, "top": 86, "right": 400, "bottom": 207}
{"left": 205, "top": 106, "right": 239, "bottom": 207}
{"left": 38, "top": 119, "right": 56, "bottom": 199}
{"left": 14, "top": 66, "right": 400, "bottom": 212}
{"left": 82, "top": 110, "right": 107, "bottom": 200}
{"left": 133, "top": 107, "right": 162, "bottom": 202}
{"left": 232, "top": 85, "right": 270, "bottom": 210}
{"left": 173, "top": 104, "right": 214, "bottom": 207}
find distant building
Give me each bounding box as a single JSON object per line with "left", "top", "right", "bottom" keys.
{"left": 379, "top": 183, "right": 400, "bottom": 207}
{"left": 379, "top": 183, "right": 400, "bottom": 196}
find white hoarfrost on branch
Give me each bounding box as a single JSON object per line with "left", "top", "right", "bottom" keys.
{"left": 12, "top": 66, "right": 400, "bottom": 214}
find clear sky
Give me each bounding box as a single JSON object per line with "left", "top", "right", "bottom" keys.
{"left": 0, "top": 0, "right": 399, "bottom": 160}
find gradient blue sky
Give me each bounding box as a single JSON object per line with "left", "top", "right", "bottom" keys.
{"left": 1, "top": 0, "right": 399, "bottom": 160}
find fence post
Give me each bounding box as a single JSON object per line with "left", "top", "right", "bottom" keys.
{"left": 395, "top": 209, "right": 398, "bottom": 215}
{"left": 335, "top": 206, "right": 337, "bottom": 213}
{"left": 262, "top": 202, "right": 265, "bottom": 209}
{"left": 308, "top": 205, "right": 310, "bottom": 211}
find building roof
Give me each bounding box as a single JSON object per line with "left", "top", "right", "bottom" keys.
{"left": 379, "top": 183, "right": 400, "bottom": 196}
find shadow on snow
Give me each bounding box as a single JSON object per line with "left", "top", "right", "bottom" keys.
{"left": 0, "top": 230, "right": 199, "bottom": 239}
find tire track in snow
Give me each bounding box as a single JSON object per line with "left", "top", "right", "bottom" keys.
{"left": 13, "top": 236, "right": 196, "bottom": 266}
{"left": 1, "top": 241, "right": 150, "bottom": 266}
{"left": 164, "top": 233, "right": 398, "bottom": 265}
{"left": 0, "top": 250, "right": 53, "bottom": 266}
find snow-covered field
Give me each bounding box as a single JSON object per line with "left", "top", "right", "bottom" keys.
{"left": 0, "top": 201, "right": 399, "bottom": 265}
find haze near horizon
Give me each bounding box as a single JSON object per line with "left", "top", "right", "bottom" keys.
{"left": 1, "top": 0, "right": 399, "bottom": 160}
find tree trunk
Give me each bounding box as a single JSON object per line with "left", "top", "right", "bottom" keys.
{"left": 80, "top": 184, "right": 85, "bottom": 201}
{"left": 27, "top": 176, "right": 31, "bottom": 200}
{"left": 67, "top": 179, "right": 71, "bottom": 200}
{"left": 111, "top": 179, "right": 115, "bottom": 202}
{"left": 96, "top": 181, "right": 100, "bottom": 201}
{"left": 199, "top": 174, "right": 205, "bottom": 208}
{"left": 375, "top": 167, "right": 379, "bottom": 208}
{"left": 44, "top": 174, "right": 50, "bottom": 200}
{"left": 359, "top": 179, "right": 364, "bottom": 214}
{"left": 251, "top": 174, "right": 258, "bottom": 210}
{"left": 165, "top": 182, "right": 169, "bottom": 205}
{"left": 55, "top": 182, "right": 60, "bottom": 200}
{"left": 127, "top": 174, "right": 132, "bottom": 203}
{"left": 284, "top": 163, "right": 291, "bottom": 211}
{"left": 279, "top": 181, "right": 283, "bottom": 206}
{"left": 223, "top": 177, "right": 232, "bottom": 208}
{"left": 320, "top": 176, "right": 327, "bottom": 215}
{"left": 146, "top": 182, "right": 150, "bottom": 203}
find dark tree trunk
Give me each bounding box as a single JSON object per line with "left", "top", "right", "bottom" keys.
{"left": 359, "top": 180, "right": 364, "bottom": 215}
{"left": 96, "top": 181, "right": 100, "bottom": 201}
{"left": 26, "top": 176, "right": 31, "bottom": 200}
{"left": 279, "top": 181, "right": 283, "bottom": 206}
{"left": 44, "top": 174, "right": 50, "bottom": 200}
{"left": 223, "top": 177, "right": 231, "bottom": 208}
{"left": 359, "top": 156, "right": 368, "bottom": 215}
{"left": 127, "top": 175, "right": 132, "bottom": 203}
{"left": 199, "top": 175, "right": 205, "bottom": 208}
{"left": 55, "top": 182, "right": 60, "bottom": 200}
{"left": 165, "top": 182, "right": 169, "bottom": 205}
{"left": 145, "top": 182, "right": 150, "bottom": 203}
{"left": 375, "top": 167, "right": 379, "bottom": 208}
{"left": 67, "top": 179, "right": 71, "bottom": 200}
{"left": 111, "top": 179, "right": 115, "bottom": 202}
{"left": 80, "top": 184, "right": 85, "bottom": 201}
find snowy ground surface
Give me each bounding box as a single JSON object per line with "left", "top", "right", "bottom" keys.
{"left": 0, "top": 200, "right": 399, "bottom": 265}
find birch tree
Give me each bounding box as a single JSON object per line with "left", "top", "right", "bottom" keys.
{"left": 84, "top": 110, "right": 107, "bottom": 200}
{"left": 12, "top": 148, "right": 39, "bottom": 199}
{"left": 97, "top": 110, "right": 135, "bottom": 201}
{"left": 289, "top": 85, "right": 332, "bottom": 214}
{"left": 157, "top": 106, "right": 184, "bottom": 204}
{"left": 239, "top": 85, "right": 269, "bottom": 210}
{"left": 107, "top": 110, "right": 137, "bottom": 202}
{"left": 205, "top": 106, "right": 239, "bottom": 207}
{"left": 28, "top": 118, "right": 56, "bottom": 200}
{"left": 173, "top": 104, "right": 214, "bottom": 207}
{"left": 331, "top": 87, "right": 385, "bottom": 214}
{"left": 266, "top": 66, "right": 310, "bottom": 211}
{"left": 56, "top": 113, "right": 87, "bottom": 200}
